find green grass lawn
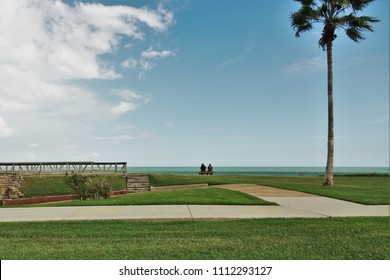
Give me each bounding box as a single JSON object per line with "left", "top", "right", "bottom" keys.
{"left": 0, "top": 217, "right": 388, "bottom": 260}
{"left": 22, "top": 188, "right": 275, "bottom": 207}
{"left": 150, "top": 174, "right": 389, "bottom": 205}
{"left": 16, "top": 174, "right": 389, "bottom": 205}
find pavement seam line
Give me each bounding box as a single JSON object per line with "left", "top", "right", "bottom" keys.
{"left": 186, "top": 205, "right": 194, "bottom": 220}
{"left": 63, "top": 208, "right": 83, "bottom": 221}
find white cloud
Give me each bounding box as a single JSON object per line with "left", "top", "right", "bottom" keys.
{"left": 120, "top": 47, "right": 176, "bottom": 78}
{"left": 0, "top": 116, "right": 15, "bottom": 138}
{"left": 0, "top": 1, "right": 134, "bottom": 81}
{"left": 139, "top": 60, "right": 155, "bottom": 71}
{"left": 93, "top": 134, "right": 152, "bottom": 143}
{"left": 283, "top": 57, "right": 326, "bottom": 74}
{"left": 78, "top": 2, "right": 173, "bottom": 35}
{"left": 110, "top": 89, "right": 149, "bottom": 115}
{"left": 120, "top": 58, "right": 138, "bottom": 69}
{"left": 111, "top": 102, "right": 138, "bottom": 116}
{"left": 0, "top": 0, "right": 173, "bottom": 107}
{"left": 141, "top": 48, "right": 175, "bottom": 59}
{"left": 111, "top": 89, "right": 148, "bottom": 102}
{"left": 0, "top": 0, "right": 174, "bottom": 160}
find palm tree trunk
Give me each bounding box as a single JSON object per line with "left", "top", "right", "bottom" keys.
{"left": 323, "top": 40, "right": 334, "bottom": 187}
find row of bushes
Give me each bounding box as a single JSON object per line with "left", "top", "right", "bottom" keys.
{"left": 64, "top": 172, "right": 114, "bottom": 200}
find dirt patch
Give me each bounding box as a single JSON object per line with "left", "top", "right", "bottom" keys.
{"left": 215, "top": 184, "right": 317, "bottom": 197}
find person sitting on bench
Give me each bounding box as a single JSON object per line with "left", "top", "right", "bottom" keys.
{"left": 200, "top": 163, "right": 206, "bottom": 172}
{"left": 207, "top": 164, "right": 213, "bottom": 172}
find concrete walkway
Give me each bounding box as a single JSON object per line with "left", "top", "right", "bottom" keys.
{"left": 217, "top": 184, "right": 390, "bottom": 218}
{"left": 0, "top": 184, "right": 388, "bottom": 222}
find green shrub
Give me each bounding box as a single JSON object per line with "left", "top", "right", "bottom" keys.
{"left": 64, "top": 173, "right": 114, "bottom": 200}
{"left": 89, "top": 175, "right": 114, "bottom": 199}
{"left": 64, "top": 172, "right": 88, "bottom": 200}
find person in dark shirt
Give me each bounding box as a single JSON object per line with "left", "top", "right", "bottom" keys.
{"left": 200, "top": 163, "right": 206, "bottom": 172}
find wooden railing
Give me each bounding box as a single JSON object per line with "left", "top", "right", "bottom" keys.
{"left": 0, "top": 162, "right": 127, "bottom": 175}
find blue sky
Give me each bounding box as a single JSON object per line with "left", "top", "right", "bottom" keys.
{"left": 0, "top": 0, "right": 388, "bottom": 167}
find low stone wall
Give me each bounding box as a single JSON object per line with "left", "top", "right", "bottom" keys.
{"left": 0, "top": 173, "right": 24, "bottom": 200}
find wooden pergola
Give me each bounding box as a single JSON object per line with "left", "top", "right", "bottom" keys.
{"left": 0, "top": 162, "right": 127, "bottom": 175}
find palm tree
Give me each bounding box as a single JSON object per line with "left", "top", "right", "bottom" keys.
{"left": 291, "top": 0, "right": 379, "bottom": 186}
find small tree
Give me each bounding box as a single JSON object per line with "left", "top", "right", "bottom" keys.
{"left": 64, "top": 172, "right": 90, "bottom": 200}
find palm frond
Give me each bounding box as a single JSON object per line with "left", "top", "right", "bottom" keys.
{"left": 294, "top": 0, "right": 316, "bottom": 5}
{"left": 291, "top": 0, "right": 380, "bottom": 47}
{"left": 291, "top": 13, "right": 313, "bottom": 37}
{"left": 342, "top": 14, "right": 380, "bottom": 41}
{"left": 349, "top": 0, "right": 376, "bottom": 12}
{"left": 346, "top": 27, "right": 365, "bottom": 42}
{"left": 291, "top": 3, "right": 321, "bottom": 37}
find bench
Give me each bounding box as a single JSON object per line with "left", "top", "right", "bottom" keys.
{"left": 198, "top": 171, "right": 214, "bottom": 175}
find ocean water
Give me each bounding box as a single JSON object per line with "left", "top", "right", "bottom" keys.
{"left": 127, "top": 166, "right": 389, "bottom": 176}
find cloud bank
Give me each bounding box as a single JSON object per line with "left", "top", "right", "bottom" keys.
{"left": 0, "top": 0, "right": 174, "bottom": 160}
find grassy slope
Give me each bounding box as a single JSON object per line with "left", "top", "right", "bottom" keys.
{"left": 17, "top": 174, "right": 389, "bottom": 205}
{"left": 150, "top": 174, "right": 389, "bottom": 205}
{"left": 20, "top": 175, "right": 126, "bottom": 197}
{"left": 0, "top": 217, "right": 388, "bottom": 260}
{"left": 24, "top": 188, "right": 275, "bottom": 207}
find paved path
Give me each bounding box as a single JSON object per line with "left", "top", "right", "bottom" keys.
{"left": 0, "top": 184, "right": 388, "bottom": 222}
{"left": 216, "top": 184, "right": 390, "bottom": 218}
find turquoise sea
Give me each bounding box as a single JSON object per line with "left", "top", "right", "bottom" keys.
{"left": 127, "top": 166, "right": 389, "bottom": 176}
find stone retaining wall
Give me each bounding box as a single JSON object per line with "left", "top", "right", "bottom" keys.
{"left": 0, "top": 173, "right": 24, "bottom": 200}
